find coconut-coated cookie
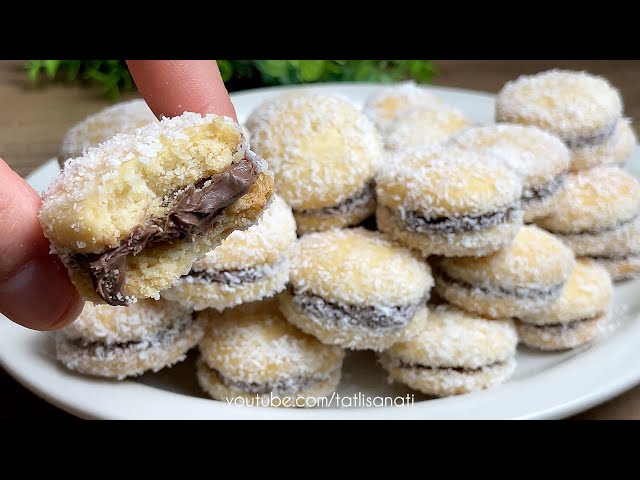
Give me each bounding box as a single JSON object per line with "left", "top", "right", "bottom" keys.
{"left": 40, "top": 112, "right": 275, "bottom": 306}
{"left": 571, "top": 118, "right": 637, "bottom": 171}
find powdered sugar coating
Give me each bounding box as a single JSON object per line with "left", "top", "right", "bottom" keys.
{"left": 376, "top": 145, "right": 522, "bottom": 217}
{"left": 363, "top": 81, "right": 444, "bottom": 132}
{"left": 61, "top": 298, "right": 192, "bottom": 345}
{"left": 246, "top": 92, "right": 383, "bottom": 209}
{"left": 383, "top": 304, "right": 517, "bottom": 369}
{"left": 536, "top": 166, "right": 640, "bottom": 234}
{"left": 496, "top": 69, "right": 622, "bottom": 142}
{"left": 592, "top": 255, "right": 640, "bottom": 281}
{"left": 571, "top": 118, "right": 637, "bottom": 171}
{"left": 199, "top": 300, "right": 344, "bottom": 385}
{"left": 517, "top": 312, "right": 609, "bottom": 351}
{"left": 58, "top": 99, "right": 157, "bottom": 165}
{"left": 289, "top": 228, "right": 433, "bottom": 306}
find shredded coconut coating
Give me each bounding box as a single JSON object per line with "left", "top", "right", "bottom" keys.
{"left": 58, "top": 99, "right": 157, "bottom": 166}
{"left": 496, "top": 69, "right": 623, "bottom": 142}
{"left": 294, "top": 199, "right": 376, "bottom": 235}
{"left": 189, "top": 195, "right": 296, "bottom": 271}
{"left": 383, "top": 304, "right": 518, "bottom": 368}
{"left": 590, "top": 255, "right": 640, "bottom": 281}
{"left": 376, "top": 145, "right": 522, "bottom": 217}
{"left": 384, "top": 104, "right": 470, "bottom": 151}
{"left": 380, "top": 356, "right": 516, "bottom": 397}
{"left": 363, "top": 81, "right": 444, "bottom": 132}
{"left": 536, "top": 166, "right": 640, "bottom": 234}
{"left": 519, "top": 259, "right": 612, "bottom": 325}
{"left": 61, "top": 298, "right": 192, "bottom": 344}
{"left": 439, "top": 225, "right": 575, "bottom": 289}
{"left": 571, "top": 119, "right": 637, "bottom": 171}
{"left": 198, "top": 299, "right": 344, "bottom": 385}
{"left": 246, "top": 92, "right": 383, "bottom": 209}
{"left": 517, "top": 312, "right": 609, "bottom": 351}
{"left": 290, "top": 228, "right": 433, "bottom": 306}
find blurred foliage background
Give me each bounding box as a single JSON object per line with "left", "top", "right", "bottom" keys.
{"left": 25, "top": 60, "right": 437, "bottom": 100}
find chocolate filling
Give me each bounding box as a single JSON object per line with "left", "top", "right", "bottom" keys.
{"left": 187, "top": 267, "right": 267, "bottom": 285}
{"left": 71, "top": 158, "right": 257, "bottom": 306}
{"left": 398, "top": 360, "right": 503, "bottom": 373}
{"left": 589, "top": 252, "right": 640, "bottom": 261}
{"left": 564, "top": 120, "right": 618, "bottom": 149}
{"left": 297, "top": 179, "right": 375, "bottom": 216}
{"left": 522, "top": 174, "right": 566, "bottom": 206}
{"left": 292, "top": 288, "right": 422, "bottom": 329}
{"left": 395, "top": 205, "right": 519, "bottom": 235}
{"left": 438, "top": 272, "right": 563, "bottom": 300}
{"left": 546, "top": 214, "right": 639, "bottom": 237}
{"left": 518, "top": 314, "right": 601, "bottom": 330}
{"left": 213, "top": 367, "right": 328, "bottom": 395}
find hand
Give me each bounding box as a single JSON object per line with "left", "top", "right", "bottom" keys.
{"left": 0, "top": 60, "right": 235, "bottom": 330}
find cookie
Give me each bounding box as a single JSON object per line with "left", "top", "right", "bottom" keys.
{"left": 535, "top": 166, "right": 640, "bottom": 280}
{"left": 40, "top": 112, "right": 275, "bottom": 306}
{"left": 162, "top": 195, "right": 296, "bottom": 311}
{"left": 379, "top": 304, "right": 518, "bottom": 397}
{"left": 516, "top": 259, "right": 612, "bottom": 350}
{"left": 56, "top": 299, "right": 204, "bottom": 379}
{"left": 279, "top": 228, "right": 433, "bottom": 351}
{"left": 376, "top": 145, "right": 523, "bottom": 257}
{"left": 435, "top": 225, "right": 575, "bottom": 318}
{"left": 197, "top": 299, "right": 344, "bottom": 407}
{"left": 247, "top": 92, "right": 382, "bottom": 234}
{"left": 571, "top": 118, "right": 637, "bottom": 171}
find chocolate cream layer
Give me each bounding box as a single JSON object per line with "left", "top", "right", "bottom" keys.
{"left": 291, "top": 288, "right": 423, "bottom": 329}
{"left": 545, "top": 214, "right": 639, "bottom": 237}
{"left": 521, "top": 174, "right": 566, "bottom": 207}
{"left": 517, "top": 314, "right": 604, "bottom": 330}
{"left": 71, "top": 158, "right": 257, "bottom": 306}
{"left": 438, "top": 272, "right": 563, "bottom": 300}
{"left": 184, "top": 257, "right": 286, "bottom": 285}
{"left": 563, "top": 120, "right": 618, "bottom": 149}
{"left": 392, "top": 204, "right": 520, "bottom": 235}
{"left": 297, "top": 179, "right": 375, "bottom": 217}
{"left": 589, "top": 252, "right": 640, "bottom": 261}
{"left": 397, "top": 360, "right": 504, "bottom": 373}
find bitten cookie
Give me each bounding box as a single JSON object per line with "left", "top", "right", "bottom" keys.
{"left": 516, "top": 259, "right": 612, "bottom": 351}
{"left": 379, "top": 304, "right": 518, "bottom": 397}
{"left": 279, "top": 228, "right": 433, "bottom": 351}
{"left": 58, "top": 99, "right": 157, "bottom": 168}
{"left": 376, "top": 145, "right": 524, "bottom": 257}
{"left": 247, "top": 92, "right": 382, "bottom": 234}
{"left": 450, "top": 124, "right": 570, "bottom": 222}
{"left": 535, "top": 166, "right": 640, "bottom": 280}
{"left": 162, "top": 195, "right": 296, "bottom": 311}
{"left": 40, "top": 113, "right": 275, "bottom": 306}
{"left": 197, "top": 300, "right": 344, "bottom": 407}
{"left": 56, "top": 299, "right": 204, "bottom": 379}
{"left": 435, "top": 225, "right": 575, "bottom": 318}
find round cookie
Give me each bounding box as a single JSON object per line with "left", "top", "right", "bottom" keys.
{"left": 384, "top": 104, "right": 470, "bottom": 151}
{"left": 58, "top": 99, "right": 157, "bottom": 168}
{"left": 535, "top": 166, "right": 640, "bottom": 280}
{"left": 363, "top": 81, "right": 444, "bottom": 133}
{"left": 571, "top": 118, "right": 637, "bottom": 171}
{"left": 450, "top": 124, "right": 571, "bottom": 222}
{"left": 435, "top": 225, "right": 575, "bottom": 319}
{"left": 246, "top": 92, "right": 382, "bottom": 234}
{"left": 197, "top": 300, "right": 344, "bottom": 407}
{"left": 56, "top": 299, "right": 204, "bottom": 379}
{"left": 379, "top": 304, "right": 518, "bottom": 397}
{"left": 496, "top": 69, "right": 623, "bottom": 150}
{"left": 516, "top": 259, "right": 612, "bottom": 350}
{"left": 162, "top": 195, "right": 296, "bottom": 311}
{"left": 376, "top": 145, "right": 524, "bottom": 257}
{"left": 279, "top": 228, "right": 434, "bottom": 351}
{"left": 40, "top": 112, "right": 275, "bottom": 306}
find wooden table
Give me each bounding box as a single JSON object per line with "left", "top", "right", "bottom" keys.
{"left": 1, "top": 60, "right": 638, "bottom": 419}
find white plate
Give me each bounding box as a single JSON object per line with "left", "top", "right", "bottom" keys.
{"left": 2, "top": 82, "right": 640, "bottom": 419}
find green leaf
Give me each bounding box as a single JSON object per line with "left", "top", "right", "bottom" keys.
{"left": 43, "top": 60, "right": 61, "bottom": 79}
{"left": 217, "top": 60, "right": 234, "bottom": 82}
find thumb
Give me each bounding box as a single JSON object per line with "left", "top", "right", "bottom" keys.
{"left": 0, "top": 158, "right": 84, "bottom": 330}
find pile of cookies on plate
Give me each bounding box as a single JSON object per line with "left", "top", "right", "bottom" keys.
{"left": 43, "top": 68, "right": 638, "bottom": 406}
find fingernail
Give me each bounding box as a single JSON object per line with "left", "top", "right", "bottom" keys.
{"left": 0, "top": 255, "right": 84, "bottom": 331}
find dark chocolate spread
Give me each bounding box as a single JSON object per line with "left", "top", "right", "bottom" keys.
{"left": 297, "top": 180, "right": 375, "bottom": 216}
{"left": 522, "top": 174, "right": 566, "bottom": 206}
{"left": 397, "top": 206, "right": 519, "bottom": 235}
{"left": 438, "top": 272, "right": 563, "bottom": 300}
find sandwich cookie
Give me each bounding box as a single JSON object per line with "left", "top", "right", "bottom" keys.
{"left": 450, "top": 124, "right": 571, "bottom": 222}
{"left": 162, "top": 195, "right": 296, "bottom": 311}
{"left": 516, "top": 259, "right": 612, "bottom": 351}
{"left": 56, "top": 299, "right": 204, "bottom": 379}
{"left": 247, "top": 92, "right": 383, "bottom": 234}
{"left": 496, "top": 69, "right": 623, "bottom": 152}
{"left": 434, "top": 225, "right": 575, "bottom": 319}
{"left": 279, "top": 228, "right": 433, "bottom": 351}
{"left": 536, "top": 166, "right": 640, "bottom": 280}
{"left": 58, "top": 99, "right": 157, "bottom": 168}
{"left": 40, "top": 112, "right": 275, "bottom": 306}
{"left": 384, "top": 104, "right": 470, "bottom": 151}
{"left": 379, "top": 304, "right": 518, "bottom": 397}
{"left": 197, "top": 300, "right": 344, "bottom": 406}
{"left": 571, "top": 118, "right": 637, "bottom": 171}
{"left": 376, "top": 145, "right": 524, "bottom": 257}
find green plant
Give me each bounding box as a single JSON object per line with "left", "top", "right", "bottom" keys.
{"left": 26, "top": 60, "right": 437, "bottom": 99}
